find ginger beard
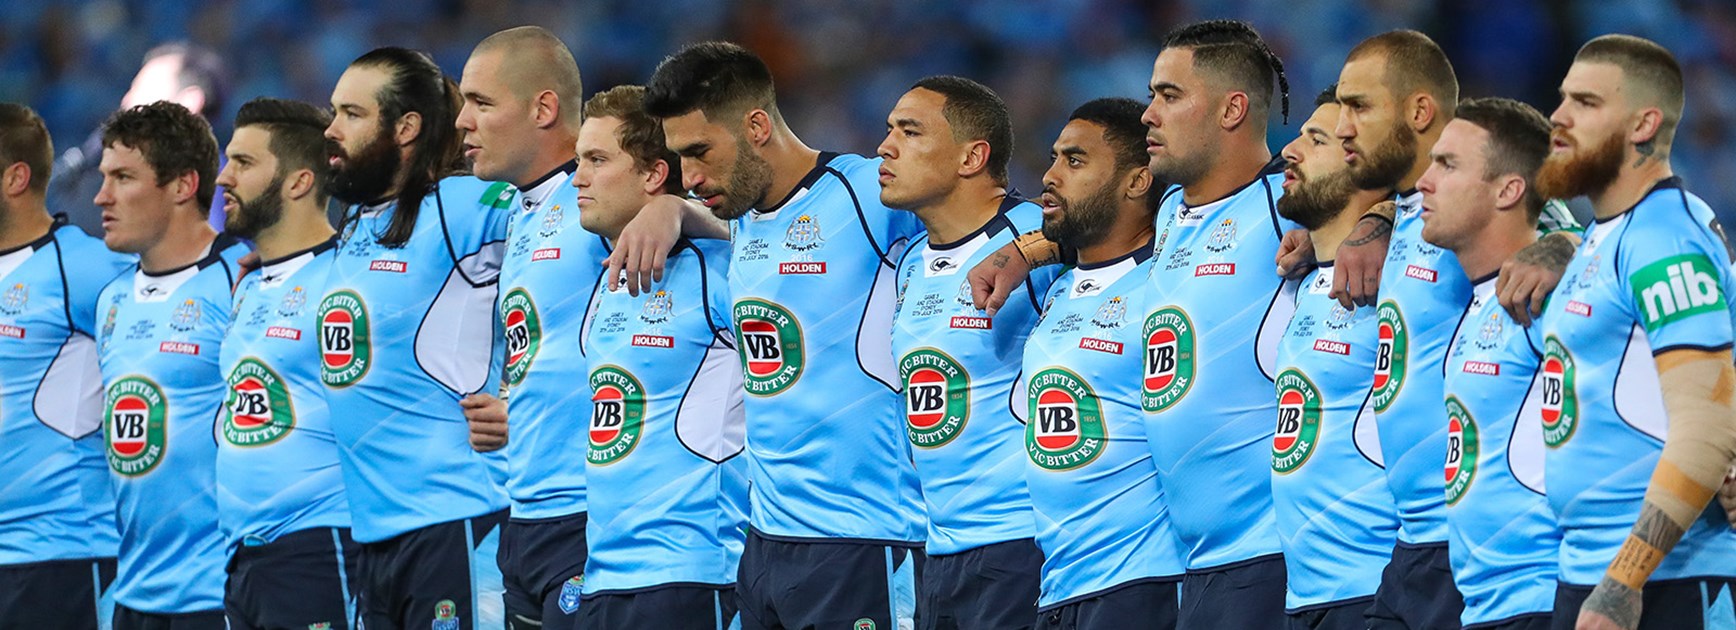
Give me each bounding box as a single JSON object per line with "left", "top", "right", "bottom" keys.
{"left": 1535, "top": 127, "right": 1624, "bottom": 201}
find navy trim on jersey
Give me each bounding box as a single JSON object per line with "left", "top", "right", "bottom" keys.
{"left": 1034, "top": 574, "right": 1182, "bottom": 613}
{"left": 1181, "top": 551, "right": 1285, "bottom": 576}
{"left": 824, "top": 164, "right": 894, "bottom": 269}
{"left": 755, "top": 152, "right": 837, "bottom": 215}
{"left": 1285, "top": 593, "right": 1376, "bottom": 615}
{"left": 432, "top": 181, "right": 503, "bottom": 289}
{"left": 519, "top": 160, "right": 578, "bottom": 195}
{"left": 137, "top": 234, "right": 236, "bottom": 278}
{"left": 926, "top": 194, "right": 1024, "bottom": 251}
{"left": 0, "top": 216, "right": 59, "bottom": 255}
{"left": 746, "top": 526, "right": 924, "bottom": 549}
{"left": 1073, "top": 238, "right": 1153, "bottom": 270}
{"left": 256, "top": 237, "right": 338, "bottom": 269}
{"left": 673, "top": 238, "right": 744, "bottom": 465}
{"left": 1352, "top": 391, "right": 1382, "bottom": 468}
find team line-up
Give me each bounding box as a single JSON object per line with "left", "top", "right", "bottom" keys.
{"left": 3, "top": 17, "right": 1735, "bottom": 630}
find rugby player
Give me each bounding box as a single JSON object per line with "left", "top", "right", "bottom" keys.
{"left": 1418, "top": 96, "right": 1561, "bottom": 630}
{"left": 1532, "top": 34, "right": 1736, "bottom": 630}
{"left": 1022, "top": 97, "right": 1181, "bottom": 630}
{"left": 320, "top": 47, "right": 510, "bottom": 630}
{"left": 878, "top": 75, "right": 1051, "bottom": 630}
{"left": 1269, "top": 86, "right": 1401, "bottom": 630}
{"left": 93, "top": 101, "right": 250, "bottom": 629}
{"left": 572, "top": 84, "right": 748, "bottom": 630}
{"left": 637, "top": 41, "right": 926, "bottom": 629}
{"left": 453, "top": 26, "right": 597, "bottom": 630}
{"left": 214, "top": 97, "right": 358, "bottom": 630}
{"left": 0, "top": 103, "right": 131, "bottom": 630}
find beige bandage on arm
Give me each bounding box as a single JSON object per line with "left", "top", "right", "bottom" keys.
{"left": 1012, "top": 230, "right": 1064, "bottom": 268}
{"left": 1358, "top": 200, "right": 1397, "bottom": 224}
{"left": 1604, "top": 349, "right": 1736, "bottom": 589}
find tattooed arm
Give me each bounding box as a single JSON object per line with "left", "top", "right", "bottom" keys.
{"left": 969, "top": 231, "right": 1060, "bottom": 316}
{"left": 1498, "top": 231, "right": 1579, "bottom": 326}
{"left": 1328, "top": 209, "right": 1394, "bottom": 308}
{"left": 1578, "top": 348, "right": 1736, "bottom": 630}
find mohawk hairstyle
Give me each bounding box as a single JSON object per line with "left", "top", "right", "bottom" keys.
{"left": 101, "top": 101, "right": 219, "bottom": 215}
{"left": 1161, "top": 19, "right": 1291, "bottom": 124}
{"left": 644, "top": 41, "right": 778, "bottom": 123}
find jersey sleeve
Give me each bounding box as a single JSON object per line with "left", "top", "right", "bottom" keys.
{"left": 701, "top": 241, "right": 735, "bottom": 340}
{"left": 1536, "top": 199, "right": 1583, "bottom": 236}
{"left": 449, "top": 178, "right": 514, "bottom": 287}
{"left": 1617, "top": 208, "right": 1735, "bottom": 354}
{"left": 1025, "top": 264, "right": 1063, "bottom": 314}
{"left": 67, "top": 244, "right": 131, "bottom": 337}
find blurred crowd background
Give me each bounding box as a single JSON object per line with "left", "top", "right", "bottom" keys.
{"left": 5, "top": 0, "right": 1734, "bottom": 227}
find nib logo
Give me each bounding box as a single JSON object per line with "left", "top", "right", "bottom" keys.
{"left": 1632, "top": 255, "right": 1725, "bottom": 330}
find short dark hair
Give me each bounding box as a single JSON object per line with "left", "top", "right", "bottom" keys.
{"left": 583, "top": 85, "right": 683, "bottom": 195}
{"left": 910, "top": 75, "right": 1014, "bottom": 187}
{"left": 0, "top": 103, "right": 53, "bottom": 194}
{"left": 1575, "top": 34, "right": 1684, "bottom": 146}
{"left": 1068, "top": 97, "right": 1161, "bottom": 213}
{"left": 1347, "top": 30, "right": 1459, "bottom": 119}
{"left": 142, "top": 42, "right": 229, "bottom": 118}
{"left": 1316, "top": 84, "right": 1340, "bottom": 108}
{"left": 101, "top": 101, "right": 219, "bottom": 214}
{"left": 644, "top": 41, "right": 778, "bottom": 123}
{"left": 234, "top": 97, "right": 334, "bottom": 200}
{"left": 1454, "top": 96, "right": 1551, "bottom": 221}
{"left": 1161, "top": 20, "right": 1290, "bottom": 124}
{"left": 346, "top": 46, "right": 464, "bottom": 247}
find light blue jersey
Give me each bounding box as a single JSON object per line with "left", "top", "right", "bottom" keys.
{"left": 1271, "top": 264, "right": 1400, "bottom": 611}
{"left": 498, "top": 164, "right": 611, "bottom": 519}
{"left": 97, "top": 236, "right": 249, "bottom": 613}
{"left": 1442, "top": 277, "right": 1558, "bottom": 626}
{"left": 1539, "top": 178, "right": 1736, "bottom": 586}
{"left": 1023, "top": 245, "right": 1184, "bottom": 607}
{"left": 582, "top": 238, "right": 746, "bottom": 595}
{"left": 728, "top": 152, "right": 925, "bottom": 542}
{"left": 320, "top": 176, "right": 511, "bottom": 543}
{"left": 890, "top": 198, "right": 1055, "bottom": 556}
{"left": 1142, "top": 159, "right": 1296, "bottom": 570}
{"left": 0, "top": 221, "right": 129, "bottom": 566}
{"left": 218, "top": 238, "right": 351, "bottom": 548}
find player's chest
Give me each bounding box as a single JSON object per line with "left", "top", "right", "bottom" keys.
{"left": 588, "top": 280, "right": 707, "bottom": 361}
{"left": 101, "top": 290, "right": 224, "bottom": 368}
{"left": 504, "top": 202, "right": 603, "bottom": 277}
{"left": 1282, "top": 274, "right": 1374, "bottom": 367}
{"left": 332, "top": 219, "right": 448, "bottom": 285}
{"left": 0, "top": 254, "right": 70, "bottom": 345}
{"left": 732, "top": 204, "right": 868, "bottom": 280}
{"left": 229, "top": 283, "right": 319, "bottom": 361}
{"left": 1151, "top": 205, "right": 1273, "bottom": 286}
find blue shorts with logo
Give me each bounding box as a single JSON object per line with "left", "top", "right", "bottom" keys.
{"left": 498, "top": 512, "right": 588, "bottom": 630}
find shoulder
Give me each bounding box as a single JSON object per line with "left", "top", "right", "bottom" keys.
{"left": 437, "top": 175, "right": 516, "bottom": 211}
{"left": 1004, "top": 200, "right": 1046, "bottom": 233}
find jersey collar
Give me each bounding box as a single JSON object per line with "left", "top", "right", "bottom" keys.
{"left": 753, "top": 152, "right": 838, "bottom": 216}
{"left": 518, "top": 160, "right": 578, "bottom": 214}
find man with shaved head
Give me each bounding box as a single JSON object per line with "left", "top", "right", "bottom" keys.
{"left": 455, "top": 26, "right": 600, "bottom": 630}
{"left": 1532, "top": 34, "right": 1736, "bottom": 630}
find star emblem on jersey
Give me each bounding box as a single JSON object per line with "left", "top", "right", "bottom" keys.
{"left": 317, "top": 290, "right": 371, "bottom": 387}
{"left": 558, "top": 575, "right": 583, "bottom": 614}
{"left": 783, "top": 213, "right": 824, "bottom": 251}
{"left": 539, "top": 204, "right": 565, "bottom": 238}
{"left": 588, "top": 366, "right": 646, "bottom": 465}
{"left": 900, "top": 349, "right": 971, "bottom": 448}
{"left": 1141, "top": 307, "right": 1195, "bottom": 413}
{"left": 105, "top": 376, "right": 168, "bottom": 476}
{"left": 168, "top": 299, "right": 201, "bottom": 332}
{"left": 1272, "top": 369, "right": 1323, "bottom": 474}
{"left": 431, "top": 598, "right": 460, "bottom": 630}
{"left": 1026, "top": 368, "right": 1107, "bottom": 471}
{"left": 278, "top": 286, "right": 307, "bottom": 318}
{"left": 733, "top": 298, "right": 804, "bottom": 396}
{"left": 1474, "top": 311, "right": 1503, "bottom": 350}
{"left": 1540, "top": 336, "right": 1579, "bottom": 447}
{"left": 1090, "top": 296, "right": 1127, "bottom": 329}
{"left": 1443, "top": 396, "right": 1479, "bottom": 506}
{"left": 1630, "top": 254, "right": 1725, "bottom": 331}
{"left": 500, "top": 288, "right": 542, "bottom": 387}
{"left": 1204, "top": 218, "right": 1237, "bottom": 253}
{"left": 1371, "top": 301, "right": 1408, "bottom": 412}
{"left": 639, "top": 290, "right": 673, "bottom": 325}
{"left": 224, "top": 358, "right": 296, "bottom": 446}
{"left": 0, "top": 283, "right": 26, "bottom": 315}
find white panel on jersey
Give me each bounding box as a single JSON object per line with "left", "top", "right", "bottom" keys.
{"left": 134, "top": 266, "right": 200, "bottom": 303}
{"left": 459, "top": 240, "right": 506, "bottom": 287}
{"left": 857, "top": 238, "right": 909, "bottom": 392}
{"left": 1612, "top": 325, "right": 1668, "bottom": 442}
{"left": 33, "top": 335, "right": 105, "bottom": 439}
{"left": 1353, "top": 396, "right": 1385, "bottom": 468}
{"left": 256, "top": 250, "right": 320, "bottom": 290}
{"left": 920, "top": 233, "right": 990, "bottom": 278}
{"left": 416, "top": 267, "right": 501, "bottom": 395}
{"left": 0, "top": 247, "right": 30, "bottom": 280}
{"left": 676, "top": 340, "right": 747, "bottom": 463}
{"left": 1510, "top": 372, "right": 1548, "bottom": 494}
{"left": 1256, "top": 279, "right": 1300, "bottom": 380}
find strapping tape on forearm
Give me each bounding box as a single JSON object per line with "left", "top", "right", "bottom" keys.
{"left": 1013, "top": 231, "right": 1063, "bottom": 268}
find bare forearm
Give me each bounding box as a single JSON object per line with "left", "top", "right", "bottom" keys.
{"left": 671, "top": 196, "right": 729, "bottom": 240}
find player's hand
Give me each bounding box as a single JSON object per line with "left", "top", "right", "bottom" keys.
{"left": 462, "top": 393, "right": 508, "bottom": 452}
{"left": 1576, "top": 578, "right": 1641, "bottom": 630}
{"left": 1331, "top": 211, "right": 1394, "bottom": 309}
{"left": 1274, "top": 228, "right": 1316, "bottom": 280}
{"left": 604, "top": 196, "right": 684, "bottom": 296}
{"left": 969, "top": 243, "right": 1030, "bottom": 317}
{"left": 1718, "top": 465, "right": 1736, "bottom": 529}
{"left": 1498, "top": 231, "right": 1578, "bottom": 327}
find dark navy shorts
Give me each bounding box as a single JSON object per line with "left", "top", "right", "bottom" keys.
{"left": 225, "top": 527, "right": 359, "bottom": 630}
{"left": 1033, "top": 578, "right": 1180, "bottom": 630}
{"left": 498, "top": 512, "right": 588, "bottom": 630}
{"left": 357, "top": 509, "right": 507, "bottom": 630}
{"left": 1285, "top": 597, "right": 1374, "bottom": 630}
{"left": 113, "top": 605, "right": 224, "bottom": 630}
{"left": 0, "top": 557, "right": 114, "bottom": 630}
{"left": 1365, "top": 542, "right": 1463, "bottom": 630}
{"left": 1551, "top": 576, "right": 1736, "bottom": 630}
{"left": 1181, "top": 554, "right": 1287, "bottom": 630}
{"left": 736, "top": 528, "right": 920, "bottom": 630}
{"left": 917, "top": 538, "right": 1042, "bottom": 630}
{"left": 578, "top": 586, "right": 737, "bottom": 630}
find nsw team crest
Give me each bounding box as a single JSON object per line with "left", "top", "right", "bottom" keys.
{"left": 539, "top": 204, "right": 565, "bottom": 238}
{"left": 783, "top": 214, "right": 824, "bottom": 251}
{"left": 278, "top": 286, "right": 307, "bottom": 318}
{"left": 640, "top": 290, "right": 673, "bottom": 325}
{"left": 1090, "top": 296, "right": 1127, "bottom": 329}
{"left": 0, "top": 283, "right": 26, "bottom": 315}
{"left": 169, "top": 299, "right": 202, "bottom": 332}
{"left": 558, "top": 575, "right": 583, "bottom": 614}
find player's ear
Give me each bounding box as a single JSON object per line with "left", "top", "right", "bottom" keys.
{"left": 1629, "top": 106, "right": 1664, "bottom": 147}
{"left": 1494, "top": 173, "right": 1526, "bottom": 212}
{"left": 641, "top": 159, "right": 671, "bottom": 196}
{"left": 1, "top": 162, "right": 29, "bottom": 197}
{"left": 1124, "top": 165, "right": 1154, "bottom": 201}
{"left": 1410, "top": 92, "right": 1437, "bottom": 134}
{"left": 958, "top": 139, "right": 990, "bottom": 179}
{"left": 1221, "top": 90, "right": 1250, "bottom": 131}
{"left": 171, "top": 169, "right": 200, "bottom": 207}
{"left": 285, "top": 167, "right": 317, "bottom": 202}
{"left": 395, "top": 111, "right": 423, "bottom": 147}
{"left": 533, "top": 90, "right": 561, "bottom": 130}
{"left": 744, "top": 109, "right": 772, "bottom": 147}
